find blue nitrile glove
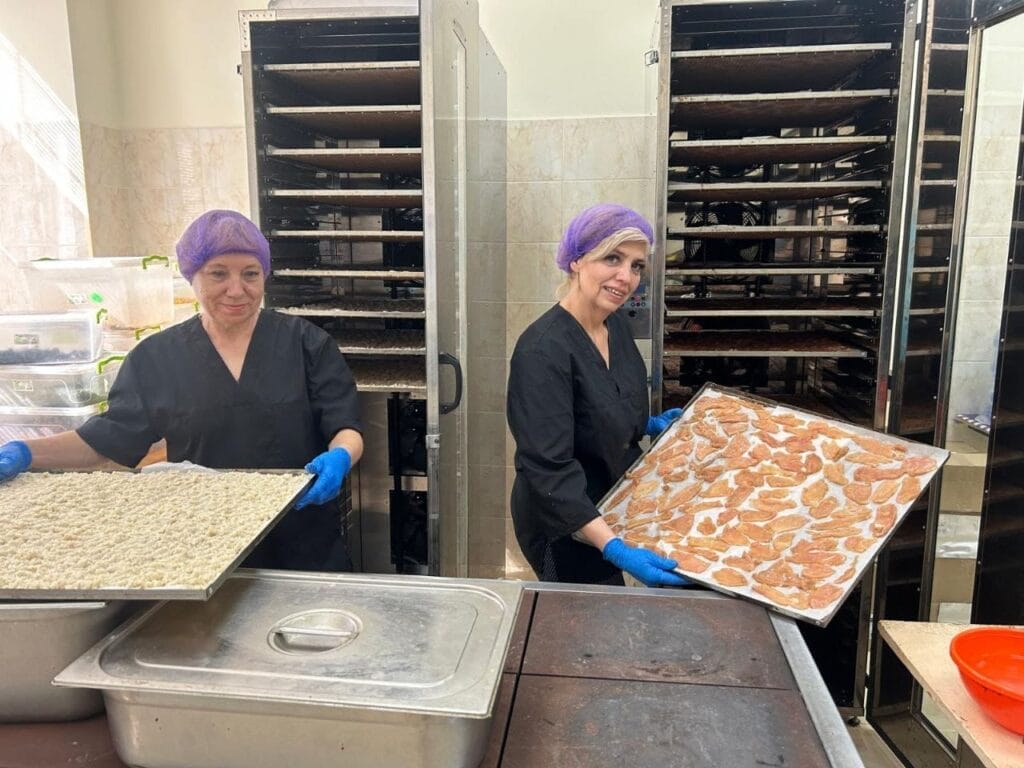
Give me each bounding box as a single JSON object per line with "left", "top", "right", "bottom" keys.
{"left": 602, "top": 537, "right": 691, "bottom": 587}
{"left": 645, "top": 407, "right": 683, "bottom": 437}
{"left": 296, "top": 447, "right": 352, "bottom": 509}
{"left": 0, "top": 441, "right": 31, "bottom": 482}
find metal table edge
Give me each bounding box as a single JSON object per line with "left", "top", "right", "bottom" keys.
{"left": 770, "top": 614, "right": 866, "bottom": 768}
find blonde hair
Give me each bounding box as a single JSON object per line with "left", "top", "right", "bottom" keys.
{"left": 555, "top": 227, "right": 651, "bottom": 300}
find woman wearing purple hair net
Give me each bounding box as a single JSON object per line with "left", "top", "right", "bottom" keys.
{"left": 507, "top": 204, "right": 689, "bottom": 587}
{"left": 0, "top": 210, "right": 364, "bottom": 572}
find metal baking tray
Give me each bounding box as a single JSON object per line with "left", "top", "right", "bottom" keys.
{"left": 667, "top": 180, "right": 882, "bottom": 202}
{"left": 662, "top": 330, "right": 869, "bottom": 358}
{"left": 274, "top": 268, "right": 424, "bottom": 280}
{"left": 0, "top": 470, "right": 312, "bottom": 601}
{"left": 671, "top": 43, "right": 891, "bottom": 93}
{"left": 348, "top": 358, "right": 426, "bottom": 395}
{"left": 56, "top": 570, "right": 522, "bottom": 768}
{"left": 598, "top": 384, "right": 948, "bottom": 626}
{"left": 265, "top": 105, "right": 420, "bottom": 140}
{"left": 279, "top": 298, "right": 425, "bottom": 319}
{"left": 667, "top": 224, "right": 882, "bottom": 240}
{"left": 663, "top": 297, "right": 879, "bottom": 317}
{"left": 336, "top": 329, "right": 426, "bottom": 356}
{"left": 671, "top": 89, "right": 893, "bottom": 129}
{"left": 270, "top": 228, "right": 423, "bottom": 242}
{"left": 267, "top": 189, "right": 422, "bottom": 208}
{"left": 0, "top": 600, "right": 133, "bottom": 722}
{"left": 263, "top": 61, "right": 420, "bottom": 104}
{"left": 669, "top": 136, "right": 888, "bottom": 166}
{"left": 666, "top": 264, "right": 879, "bottom": 276}
{"left": 266, "top": 147, "right": 422, "bottom": 174}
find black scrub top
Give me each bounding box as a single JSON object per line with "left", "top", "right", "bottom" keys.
{"left": 77, "top": 310, "right": 362, "bottom": 571}
{"left": 507, "top": 304, "right": 649, "bottom": 583}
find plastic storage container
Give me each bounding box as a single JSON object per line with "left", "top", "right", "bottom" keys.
{"left": 0, "top": 355, "right": 123, "bottom": 408}
{"left": 0, "top": 311, "right": 103, "bottom": 365}
{"left": 56, "top": 570, "right": 523, "bottom": 768}
{"left": 29, "top": 256, "right": 174, "bottom": 330}
{"left": 0, "top": 403, "right": 105, "bottom": 441}
{"left": 101, "top": 326, "right": 161, "bottom": 354}
{"left": 172, "top": 275, "right": 199, "bottom": 324}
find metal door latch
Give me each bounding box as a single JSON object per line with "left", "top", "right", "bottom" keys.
{"left": 644, "top": 49, "right": 659, "bottom": 66}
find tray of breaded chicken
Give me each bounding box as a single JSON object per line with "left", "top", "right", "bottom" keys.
{"left": 599, "top": 384, "right": 948, "bottom": 626}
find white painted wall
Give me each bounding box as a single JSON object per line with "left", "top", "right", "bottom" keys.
{"left": 67, "top": 0, "right": 122, "bottom": 126}
{"left": 477, "top": 0, "right": 660, "bottom": 119}
{"left": 0, "top": 0, "right": 79, "bottom": 114}
{"left": 64, "top": 0, "right": 661, "bottom": 127}
{"left": 68, "top": 0, "right": 257, "bottom": 129}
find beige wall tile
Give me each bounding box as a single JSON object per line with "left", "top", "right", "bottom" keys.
{"left": 468, "top": 180, "right": 507, "bottom": 244}
{"left": 469, "top": 536, "right": 506, "bottom": 568}
{"left": 468, "top": 410, "right": 508, "bottom": 468}
{"left": 507, "top": 119, "right": 563, "bottom": 182}
{"left": 561, "top": 178, "right": 655, "bottom": 227}
{"left": 469, "top": 241, "right": 508, "bottom": 302}
{"left": 468, "top": 118, "right": 506, "bottom": 183}
{"left": 507, "top": 181, "right": 562, "bottom": 243}
{"left": 470, "top": 463, "right": 509, "bottom": 505}
{"left": 467, "top": 354, "right": 508, "bottom": 414}
{"left": 963, "top": 174, "right": 1016, "bottom": 239}
{"left": 948, "top": 360, "right": 998, "bottom": 418}
{"left": 506, "top": 300, "right": 554, "bottom": 357}
{"left": 469, "top": 564, "right": 506, "bottom": 579}
{"left": 468, "top": 299, "right": 507, "bottom": 362}
{"left": 507, "top": 242, "right": 562, "bottom": 302}
{"left": 958, "top": 259, "right": 1008, "bottom": 304}
{"left": 952, "top": 299, "right": 1002, "bottom": 364}
{"left": 562, "top": 116, "right": 652, "bottom": 180}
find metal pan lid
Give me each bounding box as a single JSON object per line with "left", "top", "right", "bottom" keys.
{"left": 56, "top": 570, "right": 523, "bottom": 718}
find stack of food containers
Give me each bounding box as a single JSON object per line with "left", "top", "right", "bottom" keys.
{"left": 0, "top": 310, "right": 118, "bottom": 442}
{"left": 27, "top": 255, "right": 175, "bottom": 354}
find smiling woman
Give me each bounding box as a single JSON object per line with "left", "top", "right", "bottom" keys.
{"left": 0, "top": 209, "right": 365, "bottom": 573}
{"left": 506, "top": 204, "right": 690, "bottom": 587}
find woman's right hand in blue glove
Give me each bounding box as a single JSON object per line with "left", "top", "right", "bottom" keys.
{"left": 0, "top": 441, "right": 31, "bottom": 482}
{"left": 602, "top": 537, "right": 690, "bottom": 587}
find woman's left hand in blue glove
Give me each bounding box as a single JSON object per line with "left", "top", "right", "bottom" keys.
{"left": 645, "top": 407, "right": 683, "bottom": 437}
{"left": 297, "top": 447, "right": 352, "bottom": 509}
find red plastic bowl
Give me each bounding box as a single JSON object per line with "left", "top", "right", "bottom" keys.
{"left": 949, "top": 627, "right": 1024, "bottom": 735}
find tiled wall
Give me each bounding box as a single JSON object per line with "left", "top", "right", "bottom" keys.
{"left": 501, "top": 115, "right": 657, "bottom": 578}
{"left": 0, "top": 41, "right": 91, "bottom": 310}
{"left": 946, "top": 21, "right": 1024, "bottom": 439}
{"left": 80, "top": 123, "right": 249, "bottom": 260}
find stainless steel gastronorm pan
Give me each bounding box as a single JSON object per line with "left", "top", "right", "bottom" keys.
{"left": 56, "top": 570, "right": 523, "bottom": 768}
{"left": 0, "top": 600, "right": 131, "bottom": 722}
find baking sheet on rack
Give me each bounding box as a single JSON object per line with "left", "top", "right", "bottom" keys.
{"left": 599, "top": 384, "right": 949, "bottom": 626}
{"left": 0, "top": 469, "right": 311, "bottom": 600}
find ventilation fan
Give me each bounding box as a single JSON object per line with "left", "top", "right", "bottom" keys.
{"left": 684, "top": 201, "right": 763, "bottom": 264}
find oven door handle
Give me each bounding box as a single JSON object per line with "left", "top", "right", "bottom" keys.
{"left": 439, "top": 352, "right": 463, "bottom": 415}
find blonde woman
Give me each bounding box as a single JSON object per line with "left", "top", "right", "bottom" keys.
{"left": 507, "top": 204, "right": 688, "bottom": 586}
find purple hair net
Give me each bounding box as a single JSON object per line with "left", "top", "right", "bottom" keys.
{"left": 175, "top": 209, "right": 270, "bottom": 282}
{"left": 556, "top": 204, "right": 654, "bottom": 273}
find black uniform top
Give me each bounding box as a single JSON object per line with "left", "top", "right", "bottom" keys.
{"left": 77, "top": 310, "right": 362, "bottom": 570}
{"left": 507, "top": 304, "right": 649, "bottom": 583}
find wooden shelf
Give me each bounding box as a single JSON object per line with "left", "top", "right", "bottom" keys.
{"left": 266, "top": 147, "right": 421, "bottom": 174}
{"left": 669, "top": 135, "right": 887, "bottom": 166}
{"left": 671, "top": 43, "right": 892, "bottom": 93}
{"left": 268, "top": 189, "right": 422, "bottom": 208}
{"left": 668, "top": 180, "right": 882, "bottom": 202}
{"left": 266, "top": 105, "right": 420, "bottom": 140}
{"left": 671, "top": 90, "right": 893, "bottom": 130}
{"left": 263, "top": 61, "right": 420, "bottom": 104}
{"left": 662, "top": 330, "right": 869, "bottom": 358}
